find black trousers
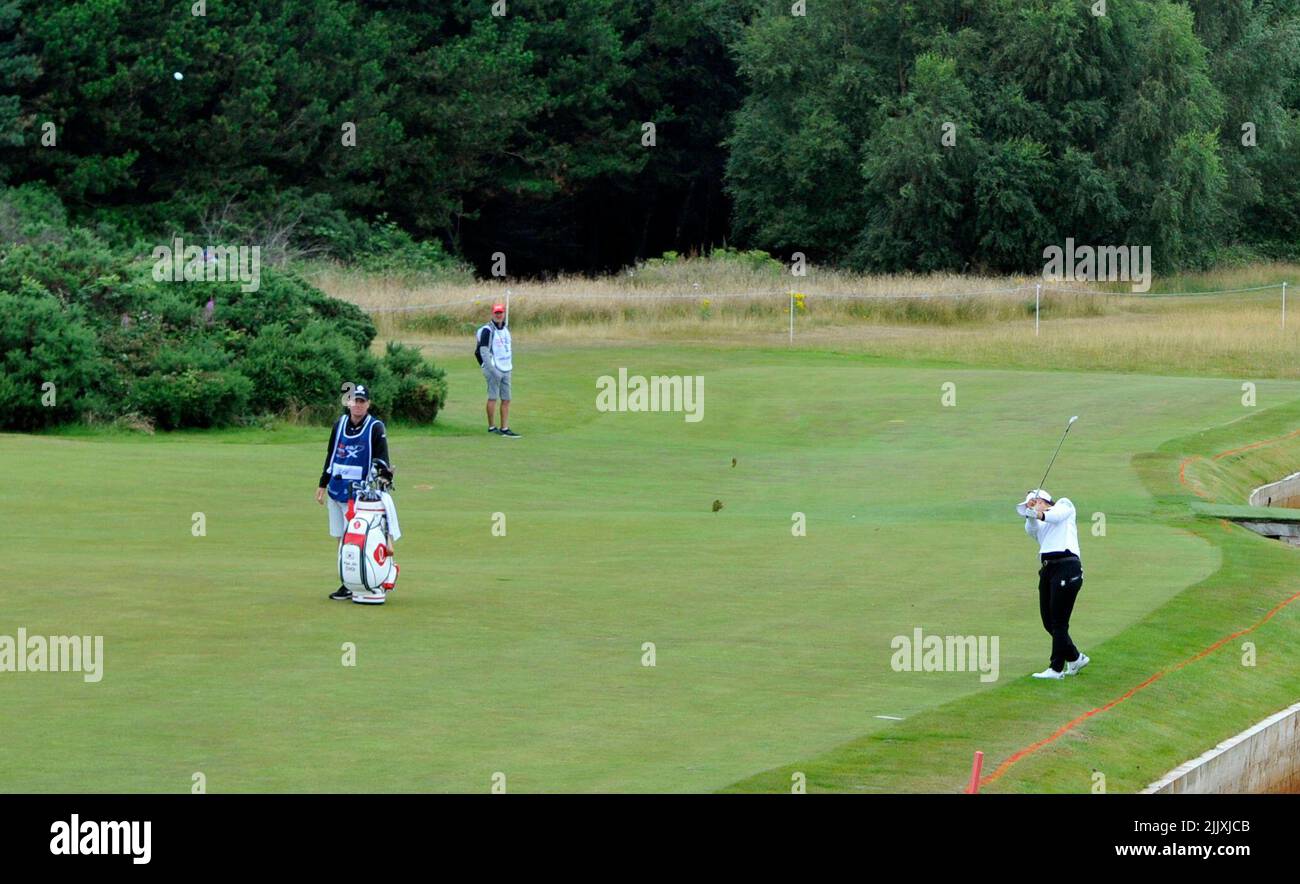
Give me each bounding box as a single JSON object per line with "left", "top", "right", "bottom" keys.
{"left": 1038, "top": 555, "right": 1084, "bottom": 672}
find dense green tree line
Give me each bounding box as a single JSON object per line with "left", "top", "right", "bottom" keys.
{"left": 1, "top": 0, "right": 1297, "bottom": 275}
{"left": 730, "top": 0, "right": 1300, "bottom": 272}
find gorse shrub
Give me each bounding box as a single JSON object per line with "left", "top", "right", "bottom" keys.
{"left": 0, "top": 188, "right": 448, "bottom": 431}
{"left": 383, "top": 342, "right": 448, "bottom": 424}
{"left": 0, "top": 279, "right": 106, "bottom": 430}
{"left": 131, "top": 367, "right": 255, "bottom": 430}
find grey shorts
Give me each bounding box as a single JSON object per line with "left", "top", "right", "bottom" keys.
{"left": 484, "top": 367, "right": 511, "bottom": 401}
{"left": 327, "top": 498, "right": 349, "bottom": 538}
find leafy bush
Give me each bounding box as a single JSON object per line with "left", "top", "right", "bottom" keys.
{"left": 382, "top": 341, "right": 448, "bottom": 423}
{"left": 240, "top": 321, "right": 381, "bottom": 418}
{"left": 0, "top": 183, "right": 71, "bottom": 246}
{"left": 0, "top": 279, "right": 106, "bottom": 430}
{"left": 130, "top": 368, "right": 254, "bottom": 430}
{"left": 196, "top": 269, "right": 377, "bottom": 353}
{"left": 312, "top": 214, "right": 472, "bottom": 279}
{"left": 1, "top": 230, "right": 124, "bottom": 313}
{"left": 0, "top": 188, "right": 450, "bottom": 431}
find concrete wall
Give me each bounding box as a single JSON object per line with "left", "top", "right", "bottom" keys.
{"left": 1237, "top": 521, "right": 1300, "bottom": 546}
{"left": 1249, "top": 471, "right": 1300, "bottom": 509}
{"left": 1143, "top": 700, "right": 1300, "bottom": 794}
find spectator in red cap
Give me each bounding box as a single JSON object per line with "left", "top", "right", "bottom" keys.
{"left": 475, "top": 303, "right": 519, "bottom": 437}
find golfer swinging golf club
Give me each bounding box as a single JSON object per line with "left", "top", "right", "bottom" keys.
{"left": 1018, "top": 416, "right": 1089, "bottom": 680}
{"left": 315, "top": 384, "right": 395, "bottom": 600}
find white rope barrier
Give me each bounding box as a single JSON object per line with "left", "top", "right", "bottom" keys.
{"left": 1042, "top": 282, "right": 1284, "bottom": 297}
{"left": 799, "top": 285, "right": 1029, "bottom": 300}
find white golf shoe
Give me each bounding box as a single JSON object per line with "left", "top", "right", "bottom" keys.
{"left": 1066, "top": 653, "right": 1090, "bottom": 676}
{"left": 1031, "top": 667, "right": 1065, "bottom": 680}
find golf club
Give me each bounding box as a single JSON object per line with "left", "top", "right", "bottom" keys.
{"left": 1034, "top": 415, "right": 1079, "bottom": 495}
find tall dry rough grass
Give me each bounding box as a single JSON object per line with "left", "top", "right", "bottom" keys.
{"left": 308, "top": 260, "right": 1300, "bottom": 379}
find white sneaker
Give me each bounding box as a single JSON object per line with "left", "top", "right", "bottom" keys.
{"left": 1066, "top": 653, "right": 1090, "bottom": 676}
{"left": 1031, "top": 667, "right": 1065, "bottom": 680}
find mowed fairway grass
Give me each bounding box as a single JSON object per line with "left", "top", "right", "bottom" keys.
{"left": 6, "top": 343, "right": 1300, "bottom": 792}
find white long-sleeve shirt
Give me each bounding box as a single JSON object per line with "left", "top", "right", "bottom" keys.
{"left": 1019, "top": 497, "right": 1081, "bottom": 558}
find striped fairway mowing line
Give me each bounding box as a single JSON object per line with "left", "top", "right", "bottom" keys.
{"left": 977, "top": 585, "right": 1300, "bottom": 790}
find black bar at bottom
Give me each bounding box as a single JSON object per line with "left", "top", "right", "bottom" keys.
{"left": 0, "top": 793, "right": 1290, "bottom": 870}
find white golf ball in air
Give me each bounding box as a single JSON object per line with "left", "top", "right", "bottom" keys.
{"left": 173, "top": 72, "right": 184, "bottom": 81}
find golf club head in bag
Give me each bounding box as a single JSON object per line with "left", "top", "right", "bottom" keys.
{"left": 372, "top": 458, "right": 395, "bottom": 492}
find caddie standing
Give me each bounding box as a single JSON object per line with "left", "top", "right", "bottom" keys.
{"left": 1017, "top": 489, "right": 1089, "bottom": 680}
{"left": 476, "top": 303, "right": 520, "bottom": 437}
{"left": 315, "top": 384, "right": 393, "bottom": 600}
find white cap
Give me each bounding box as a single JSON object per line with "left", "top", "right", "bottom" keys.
{"left": 1025, "top": 489, "right": 1053, "bottom": 504}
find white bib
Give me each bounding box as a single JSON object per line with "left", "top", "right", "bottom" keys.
{"left": 490, "top": 325, "right": 512, "bottom": 372}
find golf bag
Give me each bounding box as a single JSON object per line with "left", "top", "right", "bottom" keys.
{"left": 338, "top": 461, "right": 399, "bottom": 604}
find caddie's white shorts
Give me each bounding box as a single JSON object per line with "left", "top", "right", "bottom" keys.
{"left": 327, "top": 495, "right": 401, "bottom": 542}
{"left": 327, "top": 498, "right": 349, "bottom": 538}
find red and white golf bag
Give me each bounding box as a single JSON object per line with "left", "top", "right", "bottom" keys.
{"left": 338, "top": 465, "right": 400, "bottom": 604}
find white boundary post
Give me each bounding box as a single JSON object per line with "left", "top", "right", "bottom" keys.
{"left": 1035, "top": 283, "right": 1041, "bottom": 336}
{"left": 1283, "top": 282, "right": 1288, "bottom": 330}
{"left": 789, "top": 290, "right": 794, "bottom": 345}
